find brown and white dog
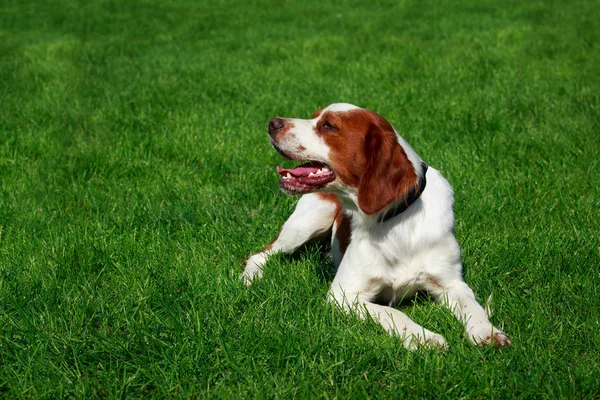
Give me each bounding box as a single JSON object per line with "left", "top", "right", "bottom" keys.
{"left": 242, "top": 103, "right": 510, "bottom": 350}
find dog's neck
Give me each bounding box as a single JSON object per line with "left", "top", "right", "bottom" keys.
{"left": 330, "top": 162, "right": 429, "bottom": 227}
{"left": 377, "top": 162, "right": 428, "bottom": 223}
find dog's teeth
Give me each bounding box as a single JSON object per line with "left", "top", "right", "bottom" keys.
{"left": 322, "top": 167, "right": 330, "bottom": 172}
{"left": 308, "top": 172, "right": 315, "bottom": 177}
{"left": 286, "top": 173, "right": 292, "bottom": 179}
{"left": 316, "top": 169, "right": 323, "bottom": 175}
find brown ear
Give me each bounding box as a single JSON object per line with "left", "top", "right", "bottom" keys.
{"left": 357, "top": 126, "right": 420, "bottom": 216}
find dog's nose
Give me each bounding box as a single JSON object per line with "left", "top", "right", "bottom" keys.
{"left": 268, "top": 118, "right": 285, "bottom": 135}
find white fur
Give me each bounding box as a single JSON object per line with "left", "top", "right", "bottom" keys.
{"left": 243, "top": 104, "right": 510, "bottom": 349}
{"left": 324, "top": 103, "right": 360, "bottom": 113}
{"left": 273, "top": 117, "right": 330, "bottom": 162}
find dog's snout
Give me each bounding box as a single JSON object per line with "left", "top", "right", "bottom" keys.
{"left": 268, "top": 118, "right": 285, "bottom": 135}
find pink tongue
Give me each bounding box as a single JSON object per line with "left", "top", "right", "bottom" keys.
{"left": 277, "top": 163, "right": 322, "bottom": 177}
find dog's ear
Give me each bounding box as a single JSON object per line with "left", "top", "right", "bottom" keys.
{"left": 357, "top": 125, "right": 421, "bottom": 216}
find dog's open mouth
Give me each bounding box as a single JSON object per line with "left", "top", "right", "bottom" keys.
{"left": 276, "top": 161, "right": 336, "bottom": 194}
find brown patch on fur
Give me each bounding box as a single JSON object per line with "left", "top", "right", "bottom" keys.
{"left": 358, "top": 124, "right": 418, "bottom": 215}
{"left": 296, "top": 145, "right": 306, "bottom": 152}
{"left": 316, "top": 192, "right": 339, "bottom": 203}
{"left": 264, "top": 231, "right": 280, "bottom": 251}
{"left": 315, "top": 108, "right": 418, "bottom": 215}
{"left": 334, "top": 210, "right": 352, "bottom": 256}
{"left": 315, "top": 193, "right": 351, "bottom": 257}
{"left": 317, "top": 110, "right": 374, "bottom": 187}
{"left": 426, "top": 274, "right": 442, "bottom": 289}
{"left": 363, "top": 277, "right": 381, "bottom": 293}
{"left": 492, "top": 333, "right": 512, "bottom": 347}
{"left": 312, "top": 108, "right": 324, "bottom": 119}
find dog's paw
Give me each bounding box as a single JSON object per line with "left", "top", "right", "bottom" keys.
{"left": 468, "top": 326, "right": 512, "bottom": 348}
{"left": 240, "top": 268, "right": 261, "bottom": 286}
{"left": 240, "top": 252, "right": 268, "bottom": 286}
{"left": 403, "top": 330, "right": 449, "bottom": 351}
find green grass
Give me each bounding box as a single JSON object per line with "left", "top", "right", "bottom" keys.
{"left": 1, "top": 0, "right": 599, "bottom": 397}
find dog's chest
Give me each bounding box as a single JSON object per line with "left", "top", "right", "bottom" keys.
{"left": 367, "top": 262, "right": 429, "bottom": 306}
{"left": 353, "top": 226, "right": 434, "bottom": 302}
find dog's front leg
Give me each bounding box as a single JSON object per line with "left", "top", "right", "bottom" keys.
{"left": 435, "top": 279, "right": 511, "bottom": 347}
{"left": 242, "top": 193, "right": 338, "bottom": 285}
{"left": 328, "top": 287, "right": 448, "bottom": 350}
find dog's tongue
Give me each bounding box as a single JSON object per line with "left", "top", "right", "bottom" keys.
{"left": 277, "top": 162, "right": 323, "bottom": 177}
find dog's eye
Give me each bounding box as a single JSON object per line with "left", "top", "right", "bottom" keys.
{"left": 321, "top": 121, "right": 337, "bottom": 131}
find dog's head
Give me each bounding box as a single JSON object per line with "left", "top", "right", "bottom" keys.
{"left": 268, "top": 103, "right": 427, "bottom": 217}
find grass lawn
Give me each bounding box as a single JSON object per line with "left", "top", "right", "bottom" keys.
{"left": 1, "top": 0, "right": 599, "bottom": 397}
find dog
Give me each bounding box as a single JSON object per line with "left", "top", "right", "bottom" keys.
{"left": 242, "top": 103, "right": 511, "bottom": 350}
